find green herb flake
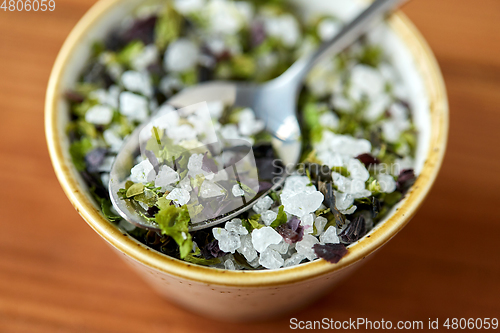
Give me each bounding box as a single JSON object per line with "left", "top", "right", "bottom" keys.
{"left": 270, "top": 205, "right": 287, "bottom": 228}
{"left": 155, "top": 204, "right": 193, "bottom": 259}
{"left": 69, "top": 137, "right": 93, "bottom": 171}
{"left": 126, "top": 183, "right": 144, "bottom": 198}
{"left": 155, "top": 3, "right": 182, "bottom": 50}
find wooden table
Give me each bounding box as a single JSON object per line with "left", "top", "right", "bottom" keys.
{"left": 1, "top": 0, "right": 499, "bottom": 331}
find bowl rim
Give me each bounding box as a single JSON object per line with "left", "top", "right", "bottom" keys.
{"left": 45, "top": 0, "right": 448, "bottom": 287}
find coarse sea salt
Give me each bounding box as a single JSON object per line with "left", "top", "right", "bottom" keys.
{"left": 103, "top": 128, "right": 124, "bottom": 153}
{"left": 238, "top": 108, "right": 265, "bottom": 136}
{"left": 164, "top": 38, "right": 199, "bottom": 72}
{"left": 155, "top": 165, "right": 180, "bottom": 188}
{"left": 231, "top": 184, "right": 245, "bottom": 197}
{"left": 284, "top": 252, "right": 306, "bottom": 267}
{"left": 317, "top": 18, "right": 342, "bottom": 42}
{"left": 130, "top": 160, "right": 156, "bottom": 183}
{"left": 320, "top": 226, "right": 340, "bottom": 244}
{"left": 378, "top": 174, "right": 397, "bottom": 193}
{"left": 259, "top": 247, "right": 284, "bottom": 269}
{"left": 261, "top": 210, "right": 278, "bottom": 226}
{"left": 251, "top": 226, "right": 282, "bottom": 253}
{"left": 237, "top": 234, "right": 257, "bottom": 262}
{"left": 213, "top": 227, "right": 241, "bottom": 253}
{"left": 85, "top": 105, "right": 114, "bottom": 125}
{"left": 295, "top": 234, "right": 319, "bottom": 261}
{"left": 121, "top": 70, "right": 153, "bottom": 97}
{"left": 131, "top": 45, "right": 159, "bottom": 71}
{"left": 119, "top": 92, "right": 149, "bottom": 122}
{"left": 252, "top": 196, "right": 273, "bottom": 214}
{"left": 166, "top": 188, "right": 190, "bottom": 206}
{"left": 225, "top": 218, "right": 248, "bottom": 235}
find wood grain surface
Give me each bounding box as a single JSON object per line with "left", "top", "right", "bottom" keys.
{"left": 1, "top": 0, "right": 499, "bottom": 332}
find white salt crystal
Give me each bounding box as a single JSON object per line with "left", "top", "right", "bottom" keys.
{"left": 284, "top": 252, "right": 306, "bottom": 267}
{"left": 269, "top": 239, "right": 289, "bottom": 254}
{"left": 121, "top": 70, "right": 153, "bottom": 97}
{"left": 252, "top": 196, "right": 274, "bottom": 214}
{"left": 261, "top": 210, "right": 278, "bottom": 226}
{"left": 225, "top": 218, "right": 248, "bottom": 235}
{"left": 207, "top": 0, "right": 242, "bottom": 35}
{"left": 173, "top": 0, "right": 205, "bottom": 14}
{"left": 258, "top": 247, "right": 284, "bottom": 269}
{"left": 295, "top": 234, "right": 319, "bottom": 261}
{"left": 264, "top": 14, "right": 300, "bottom": 47}
{"left": 350, "top": 64, "right": 385, "bottom": 99}
{"left": 251, "top": 226, "right": 282, "bottom": 253}
{"left": 281, "top": 191, "right": 324, "bottom": 217}
{"left": 378, "top": 174, "right": 397, "bottom": 193}
{"left": 166, "top": 188, "right": 190, "bottom": 206}
{"left": 131, "top": 44, "right": 159, "bottom": 72}
{"left": 199, "top": 180, "right": 225, "bottom": 198}
{"left": 166, "top": 124, "right": 197, "bottom": 142}
{"left": 119, "top": 92, "right": 149, "bottom": 122}
{"left": 314, "top": 216, "right": 328, "bottom": 236}
{"left": 340, "top": 205, "right": 357, "bottom": 215}
{"left": 212, "top": 228, "right": 241, "bottom": 253}
{"left": 320, "top": 226, "right": 340, "bottom": 244}
{"left": 248, "top": 256, "right": 261, "bottom": 268}
{"left": 334, "top": 191, "right": 354, "bottom": 211}
{"left": 155, "top": 165, "right": 179, "bottom": 188}
{"left": 101, "top": 173, "right": 110, "bottom": 190}
{"left": 130, "top": 160, "right": 156, "bottom": 183}
{"left": 187, "top": 153, "right": 204, "bottom": 172}
{"left": 207, "top": 100, "right": 225, "bottom": 119}
{"left": 103, "top": 128, "right": 123, "bottom": 153}
{"left": 224, "top": 258, "right": 236, "bottom": 270}
{"left": 364, "top": 94, "right": 391, "bottom": 121}
{"left": 164, "top": 38, "right": 199, "bottom": 72}
{"left": 237, "top": 234, "right": 257, "bottom": 262}
{"left": 85, "top": 105, "right": 114, "bottom": 125}
{"left": 301, "top": 213, "right": 315, "bottom": 234}
{"left": 232, "top": 184, "right": 245, "bottom": 197}
{"left": 347, "top": 158, "right": 370, "bottom": 182}
{"left": 238, "top": 108, "right": 265, "bottom": 136}
{"left": 159, "top": 75, "right": 183, "bottom": 95}
{"left": 319, "top": 112, "right": 339, "bottom": 130}
{"left": 331, "top": 94, "right": 353, "bottom": 112}
{"left": 317, "top": 18, "right": 342, "bottom": 42}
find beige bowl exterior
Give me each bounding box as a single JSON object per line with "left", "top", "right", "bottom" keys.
{"left": 45, "top": 0, "right": 448, "bottom": 321}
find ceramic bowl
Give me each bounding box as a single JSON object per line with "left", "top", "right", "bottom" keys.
{"left": 45, "top": 0, "right": 448, "bottom": 321}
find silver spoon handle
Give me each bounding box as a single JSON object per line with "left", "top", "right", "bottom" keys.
{"left": 279, "top": 0, "right": 408, "bottom": 85}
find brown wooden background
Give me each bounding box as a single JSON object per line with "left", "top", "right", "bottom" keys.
{"left": 1, "top": 0, "right": 499, "bottom": 332}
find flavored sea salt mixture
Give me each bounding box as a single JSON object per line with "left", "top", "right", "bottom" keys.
{"left": 65, "top": 0, "right": 417, "bottom": 270}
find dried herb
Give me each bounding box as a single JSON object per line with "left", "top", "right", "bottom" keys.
{"left": 277, "top": 216, "right": 304, "bottom": 243}
{"left": 356, "top": 153, "right": 380, "bottom": 167}
{"left": 339, "top": 216, "right": 366, "bottom": 243}
{"left": 313, "top": 243, "right": 348, "bottom": 263}
{"left": 397, "top": 169, "right": 416, "bottom": 195}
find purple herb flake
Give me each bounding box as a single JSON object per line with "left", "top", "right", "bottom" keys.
{"left": 356, "top": 153, "right": 380, "bottom": 167}
{"left": 313, "top": 243, "right": 348, "bottom": 263}
{"left": 202, "top": 240, "right": 227, "bottom": 259}
{"left": 145, "top": 150, "right": 159, "bottom": 173}
{"left": 201, "top": 152, "right": 218, "bottom": 173}
{"left": 85, "top": 148, "right": 107, "bottom": 173}
{"left": 277, "top": 218, "right": 304, "bottom": 244}
{"left": 339, "top": 216, "right": 366, "bottom": 243}
{"left": 397, "top": 169, "right": 416, "bottom": 195}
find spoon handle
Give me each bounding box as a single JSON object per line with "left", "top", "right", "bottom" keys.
{"left": 279, "top": 0, "right": 408, "bottom": 85}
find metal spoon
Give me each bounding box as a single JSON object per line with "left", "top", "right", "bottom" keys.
{"left": 109, "top": 0, "right": 407, "bottom": 231}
